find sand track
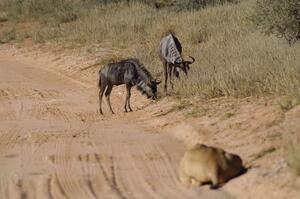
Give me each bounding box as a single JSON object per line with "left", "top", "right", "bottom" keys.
{"left": 0, "top": 54, "right": 230, "bottom": 198}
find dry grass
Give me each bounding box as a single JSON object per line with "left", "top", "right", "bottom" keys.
{"left": 1, "top": 0, "right": 300, "bottom": 99}
{"left": 279, "top": 97, "right": 300, "bottom": 112}
{"left": 287, "top": 144, "right": 300, "bottom": 176}
{"left": 286, "top": 131, "right": 300, "bottom": 177}
{"left": 186, "top": 106, "right": 209, "bottom": 118}
{"left": 281, "top": 109, "right": 300, "bottom": 177}
{"left": 0, "top": 28, "right": 16, "bottom": 43}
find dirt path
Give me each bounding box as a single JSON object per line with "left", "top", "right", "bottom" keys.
{"left": 0, "top": 53, "right": 231, "bottom": 198}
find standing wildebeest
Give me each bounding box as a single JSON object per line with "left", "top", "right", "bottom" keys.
{"left": 159, "top": 34, "right": 195, "bottom": 92}
{"left": 98, "top": 58, "right": 161, "bottom": 115}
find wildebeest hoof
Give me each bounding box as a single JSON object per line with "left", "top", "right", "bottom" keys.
{"left": 210, "top": 184, "right": 220, "bottom": 189}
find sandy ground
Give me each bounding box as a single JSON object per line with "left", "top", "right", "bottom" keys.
{"left": 0, "top": 44, "right": 300, "bottom": 199}
{"left": 0, "top": 48, "right": 231, "bottom": 199}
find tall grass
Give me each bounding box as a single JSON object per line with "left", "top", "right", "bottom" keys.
{"left": 1, "top": 0, "right": 300, "bottom": 98}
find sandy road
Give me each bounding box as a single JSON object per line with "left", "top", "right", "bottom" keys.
{"left": 0, "top": 54, "right": 230, "bottom": 199}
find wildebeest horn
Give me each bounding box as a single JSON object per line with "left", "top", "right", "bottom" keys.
{"left": 188, "top": 56, "right": 195, "bottom": 64}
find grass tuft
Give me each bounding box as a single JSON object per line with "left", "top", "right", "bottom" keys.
{"left": 279, "top": 97, "right": 300, "bottom": 112}
{"left": 287, "top": 144, "right": 300, "bottom": 176}
{"left": 0, "top": 28, "right": 16, "bottom": 43}
{"left": 223, "top": 112, "right": 235, "bottom": 119}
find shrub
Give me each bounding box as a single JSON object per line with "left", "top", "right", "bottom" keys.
{"left": 251, "top": 0, "right": 300, "bottom": 45}
{"left": 128, "top": 0, "right": 239, "bottom": 10}
{"left": 0, "top": 28, "right": 16, "bottom": 43}
{"left": 2, "top": 0, "right": 80, "bottom": 23}
{"left": 173, "top": 0, "right": 239, "bottom": 11}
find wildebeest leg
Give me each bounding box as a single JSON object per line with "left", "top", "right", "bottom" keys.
{"left": 210, "top": 168, "right": 220, "bottom": 189}
{"left": 105, "top": 84, "right": 114, "bottom": 114}
{"left": 163, "top": 62, "right": 168, "bottom": 92}
{"left": 99, "top": 84, "right": 106, "bottom": 115}
{"left": 99, "top": 90, "right": 104, "bottom": 115}
{"left": 124, "top": 85, "right": 133, "bottom": 112}
{"left": 168, "top": 64, "right": 174, "bottom": 90}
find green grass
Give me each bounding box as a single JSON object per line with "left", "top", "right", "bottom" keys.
{"left": 0, "top": 0, "right": 300, "bottom": 99}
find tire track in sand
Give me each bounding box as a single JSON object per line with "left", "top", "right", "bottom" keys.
{"left": 0, "top": 53, "right": 231, "bottom": 199}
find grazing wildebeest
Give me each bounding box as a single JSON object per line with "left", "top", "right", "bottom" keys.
{"left": 98, "top": 58, "right": 161, "bottom": 115}
{"left": 159, "top": 34, "right": 195, "bottom": 92}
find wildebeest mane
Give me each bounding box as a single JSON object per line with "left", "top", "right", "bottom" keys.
{"left": 171, "top": 34, "right": 182, "bottom": 54}
{"left": 124, "top": 58, "right": 154, "bottom": 82}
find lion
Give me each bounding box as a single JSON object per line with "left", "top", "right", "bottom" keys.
{"left": 179, "top": 144, "right": 246, "bottom": 189}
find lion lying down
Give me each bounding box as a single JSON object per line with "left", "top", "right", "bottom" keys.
{"left": 179, "top": 144, "right": 246, "bottom": 189}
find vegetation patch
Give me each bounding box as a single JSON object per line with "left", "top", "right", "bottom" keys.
{"left": 0, "top": 28, "right": 16, "bottom": 43}
{"left": 0, "top": 0, "right": 299, "bottom": 98}
{"left": 279, "top": 97, "right": 300, "bottom": 112}
{"left": 287, "top": 143, "right": 300, "bottom": 176}
{"left": 0, "top": 12, "right": 7, "bottom": 22}
{"left": 250, "top": 0, "right": 300, "bottom": 45}
{"left": 223, "top": 112, "right": 235, "bottom": 119}
{"left": 185, "top": 103, "right": 209, "bottom": 118}
{"left": 155, "top": 100, "right": 192, "bottom": 117}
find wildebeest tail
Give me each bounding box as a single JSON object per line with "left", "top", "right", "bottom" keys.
{"left": 98, "top": 69, "right": 102, "bottom": 88}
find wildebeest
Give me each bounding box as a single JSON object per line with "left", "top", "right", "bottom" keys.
{"left": 179, "top": 143, "right": 246, "bottom": 189}
{"left": 98, "top": 58, "right": 161, "bottom": 115}
{"left": 159, "top": 33, "right": 195, "bottom": 92}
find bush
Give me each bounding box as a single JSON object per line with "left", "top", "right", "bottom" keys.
{"left": 131, "top": 0, "right": 239, "bottom": 10}
{"left": 2, "top": 0, "right": 81, "bottom": 23}
{"left": 173, "top": 0, "right": 239, "bottom": 11}
{"left": 251, "top": 0, "right": 300, "bottom": 45}
{"left": 0, "top": 28, "right": 16, "bottom": 43}
{"left": 1, "top": 0, "right": 239, "bottom": 20}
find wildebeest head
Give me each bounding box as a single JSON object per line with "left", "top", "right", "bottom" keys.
{"left": 173, "top": 56, "right": 195, "bottom": 77}
{"left": 138, "top": 80, "right": 161, "bottom": 100}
